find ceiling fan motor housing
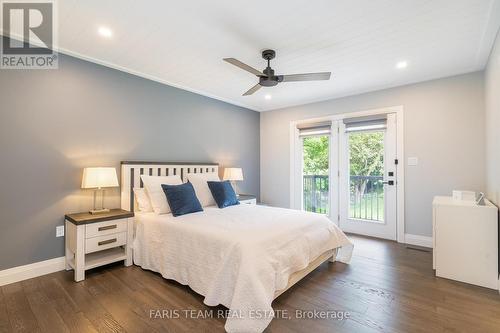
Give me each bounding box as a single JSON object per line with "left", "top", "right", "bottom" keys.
{"left": 260, "top": 67, "right": 280, "bottom": 86}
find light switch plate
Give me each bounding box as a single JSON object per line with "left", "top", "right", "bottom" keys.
{"left": 56, "top": 225, "right": 65, "bottom": 237}
{"left": 407, "top": 157, "right": 418, "bottom": 166}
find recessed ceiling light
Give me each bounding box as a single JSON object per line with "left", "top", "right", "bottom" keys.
{"left": 98, "top": 26, "right": 113, "bottom": 38}
{"left": 265, "top": 94, "right": 272, "bottom": 100}
{"left": 396, "top": 61, "right": 408, "bottom": 69}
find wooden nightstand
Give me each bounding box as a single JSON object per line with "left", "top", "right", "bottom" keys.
{"left": 238, "top": 194, "right": 257, "bottom": 205}
{"left": 65, "top": 209, "right": 134, "bottom": 282}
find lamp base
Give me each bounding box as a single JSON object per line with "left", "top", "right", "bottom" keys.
{"left": 229, "top": 180, "right": 240, "bottom": 198}
{"left": 89, "top": 208, "right": 110, "bottom": 215}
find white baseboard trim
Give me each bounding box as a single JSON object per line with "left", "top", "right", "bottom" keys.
{"left": 0, "top": 257, "right": 66, "bottom": 286}
{"left": 404, "top": 233, "right": 433, "bottom": 248}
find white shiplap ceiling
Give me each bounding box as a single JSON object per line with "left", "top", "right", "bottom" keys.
{"left": 12, "top": 1, "right": 500, "bottom": 111}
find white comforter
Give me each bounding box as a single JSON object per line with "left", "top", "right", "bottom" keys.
{"left": 133, "top": 204, "right": 353, "bottom": 333}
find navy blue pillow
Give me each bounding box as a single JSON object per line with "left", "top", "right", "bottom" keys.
{"left": 161, "top": 182, "right": 203, "bottom": 217}
{"left": 207, "top": 181, "right": 240, "bottom": 208}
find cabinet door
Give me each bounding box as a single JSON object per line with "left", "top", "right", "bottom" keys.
{"left": 435, "top": 205, "right": 498, "bottom": 289}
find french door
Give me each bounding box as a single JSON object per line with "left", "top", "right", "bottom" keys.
{"left": 338, "top": 113, "right": 397, "bottom": 240}
{"left": 294, "top": 112, "right": 399, "bottom": 241}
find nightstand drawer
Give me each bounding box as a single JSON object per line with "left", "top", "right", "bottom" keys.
{"left": 85, "top": 232, "right": 127, "bottom": 254}
{"left": 85, "top": 219, "right": 127, "bottom": 238}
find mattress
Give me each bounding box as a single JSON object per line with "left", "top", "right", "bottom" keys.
{"left": 133, "top": 204, "right": 353, "bottom": 332}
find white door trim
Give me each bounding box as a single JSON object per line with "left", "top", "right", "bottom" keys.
{"left": 290, "top": 125, "right": 302, "bottom": 210}
{"left": 330, "top": 121, "right": 340, "bottom": 225}
{"left": 290, "top": 105, "right": 405, "bottom": 243}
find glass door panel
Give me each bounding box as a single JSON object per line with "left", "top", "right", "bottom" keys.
{"left": 348, "top": 131, "right": 385, "bottom": 222}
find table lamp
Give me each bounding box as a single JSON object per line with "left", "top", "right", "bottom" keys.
{"left": 81, "top": 167, "right": 119, "bottom": 214}
{"left": 223, "top": 167, "right": 244, "bottom": 197}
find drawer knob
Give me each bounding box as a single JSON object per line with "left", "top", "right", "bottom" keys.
{"left": 98, "top": 225, "right": 117, "bottom": 231}
{"left": 98, "top": 238, "right": 117, "bottom": 246}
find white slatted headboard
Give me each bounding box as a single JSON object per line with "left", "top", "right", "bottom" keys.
{"left": 120, "top": 161, "right": 219, "bottom": 212}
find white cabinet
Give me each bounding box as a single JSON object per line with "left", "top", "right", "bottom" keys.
{"left": 433, "top": 196, "right": 499, "bottom": 290}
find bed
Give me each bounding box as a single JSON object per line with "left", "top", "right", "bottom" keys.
{"left": 121, "top": 161, "right": 353, "bottom": 333}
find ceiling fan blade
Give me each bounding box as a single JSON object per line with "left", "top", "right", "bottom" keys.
{"left": 223, "top": 58, "right": 265, "bottom": 77}
{"left": 242, "top": 84, "right": 262, "bottom": 96}
{"left": 280, "top": 72, "right": 331, "bottom": 82}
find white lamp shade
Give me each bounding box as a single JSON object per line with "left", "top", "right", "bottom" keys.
{"left": 223, "top": 168, "right": 244, "bottom": 181}
{"left": 81, "top": 167, "right": 119, "bottom": 189}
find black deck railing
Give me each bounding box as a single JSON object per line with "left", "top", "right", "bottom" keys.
{"left": 303, "top": 175, "right": 384, "bottom": 221}
{"left": 349, "top": 175, "right": 384, "bottom": 222}
{"left": 303, "top": 175, "right": 329, "bottom": 214}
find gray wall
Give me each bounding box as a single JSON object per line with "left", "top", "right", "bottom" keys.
{"left": 261, "top": 72, "right": 485, "bottom": 237}
{"left": 0, "top": 54, "right": 260, "bottom": 270}
{"left": 486, "top": 30, "right": 500, "bottom": 206}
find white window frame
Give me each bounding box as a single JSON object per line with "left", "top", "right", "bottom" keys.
{"left": 289, "top": 105, "right": 405, "bottom": 243}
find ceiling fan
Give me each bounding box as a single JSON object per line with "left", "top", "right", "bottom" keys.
{"left": 223, "top": 49, "right": 331, "bottom": 96}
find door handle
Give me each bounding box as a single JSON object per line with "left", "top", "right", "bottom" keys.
{"left": 382, "top": 180, "right": 395, "bottom": 185}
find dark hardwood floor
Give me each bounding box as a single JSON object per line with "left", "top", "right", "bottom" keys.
{"left": 2, "top": 235, "right": 500, "bottom": 333}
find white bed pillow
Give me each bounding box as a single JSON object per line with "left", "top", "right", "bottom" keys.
{"left": 133, "top": 188, "right": 153, "bottom": 212}
{"left": 141, "top": 175, "right": 183, "bottom": 214}
{"left": 187, "top": 172, "right": 220, "bottom": 207}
